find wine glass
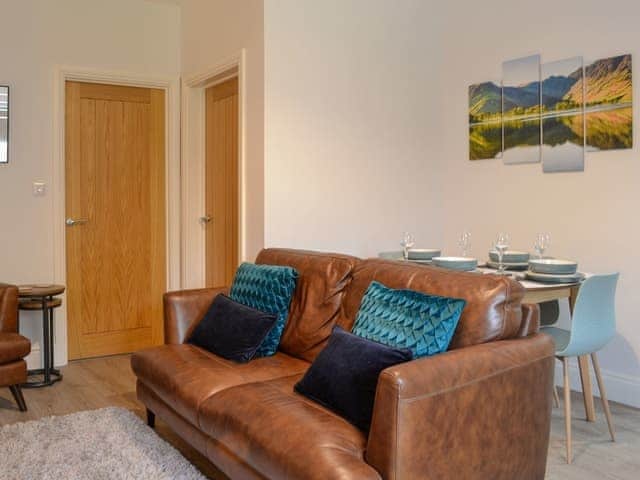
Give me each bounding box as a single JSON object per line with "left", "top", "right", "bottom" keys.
{"left": 458, "top": 230, "right": 472, "bottom": 257}
{"left": 400, "top": 232, "right": 415, "bottom": 261}
{"left": 494, "top": 232, "right": 510, "bottom": 275}
{"left": 534, "top": 233, "right": 551, "bottom": 259}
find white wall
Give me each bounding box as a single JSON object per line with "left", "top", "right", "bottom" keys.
{"left": 181, "top": 0, "right": 265, "bottom": 265}
{"left": 439, "top": 0, "right": 640, "bottom": 406}
{"left": 265, "top": 0, "right": 640, "bottom": 406}
{"left": 0, "top": 0, "right": 180, "bottom": 368}
{"left": 264, "top": 0, "right": 446, "bottom": 257}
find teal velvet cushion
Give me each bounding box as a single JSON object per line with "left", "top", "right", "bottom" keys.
{"left": 230, "top": 262, "right": 298, "bottom": 357}
{"left": 352, "top": 281, "right": 466, "bottom": 358}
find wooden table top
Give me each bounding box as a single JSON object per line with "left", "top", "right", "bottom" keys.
{"left": 18, "top": 284, "right": 66, "bottom": 297}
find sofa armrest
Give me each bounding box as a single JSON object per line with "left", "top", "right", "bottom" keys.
{"left": 366, "top": 334, "right": 554, "bottom": 480}
{"left": 163, "top": 287, "right": 228, "bottom": 344}
{"left": 0, "top": 283, "right": 19, "bottom": 333}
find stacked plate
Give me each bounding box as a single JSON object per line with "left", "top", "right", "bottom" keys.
{"left": 487, "top": 250, "right": 530, "bottom": 271}
{"left": 525, "top": 258, "right": 584, "bottom": 283}
{"left": 407, "top": 248, "right": 441, "bottom": 264}
{"left": 432, "top": 256, "right": 478, "bottom": 272}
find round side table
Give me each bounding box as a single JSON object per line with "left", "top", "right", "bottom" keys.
{"left": 18, "top": 284, "right": 65, "bottom": 388}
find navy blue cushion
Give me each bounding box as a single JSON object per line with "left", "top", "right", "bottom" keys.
{"left": 352, "top": 281, "right": 466, "bottom": 358}
{"left": 188, "top": 294, "right": 276, "bottom": 363}
{"left": 294, "top": 326, "right": 412, "bottom": 432}
{"left": 229, "top": 262, "right": 298, "bottom": 357}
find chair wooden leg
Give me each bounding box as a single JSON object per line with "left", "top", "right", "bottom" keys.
{"left": 578, "top": 355, "right": 596, "bottom": 422}
{"left": 9, "top": 385, "right": 27, "bottom": 412}
{"left": 563, "top": 357, "right": 572, "bottom": 464}
{"left": 591, "top": 353, "right": 616, "bottom": 442}
{"left": 146, "top": 408, "right": 155, "bottom": 428}
{"left": 553, "top": 385, "right": 560, "bottom": 408}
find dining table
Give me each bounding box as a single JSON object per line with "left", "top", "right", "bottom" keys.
{"left": 379, "top": 251, "right": 596, "bottom": 422}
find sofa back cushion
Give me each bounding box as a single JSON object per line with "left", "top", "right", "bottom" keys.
{"left": 337, "top": 259, "right": 525, "bottom": 349}
{"left": 255, "top": 248, "right": 360, "bottom": 361}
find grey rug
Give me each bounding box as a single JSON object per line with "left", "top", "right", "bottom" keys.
{"left": 0, "top": 407, "right": 205, "bottom": 480}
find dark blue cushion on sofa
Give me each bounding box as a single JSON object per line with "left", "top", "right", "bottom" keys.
{"left": 294, "top": 326, "right": 412, "bottom": 432}
{"left": 230, "top": 262, "right": 298, "bottom": 357}
{"left": 188, "top": 294, "right": 276, "bottom": 363}
{"left": 352, "top": 281, "right": 466, "bottom": 358}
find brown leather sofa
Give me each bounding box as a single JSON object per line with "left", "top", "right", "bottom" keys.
{"left": 0, "top": 283, "right": 30, "bottom": 411}
{"left": 131, "top": 249, "right": 554, "bottom": 479}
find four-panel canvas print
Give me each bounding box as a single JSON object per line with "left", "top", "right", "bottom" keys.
{"left": 468, "top": 53, "right": 632, "bottom": 172}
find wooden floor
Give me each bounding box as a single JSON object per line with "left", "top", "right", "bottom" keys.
{"left": 1, "top": 355, "right": 638, "bottom": 479}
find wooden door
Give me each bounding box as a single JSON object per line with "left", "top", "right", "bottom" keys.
{"left": 65, "top": 81, "right": 166, "bottom": 360}
{"left": 205, "top": 77, "right": 239, "bottom": 287}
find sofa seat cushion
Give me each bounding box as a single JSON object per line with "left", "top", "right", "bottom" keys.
{"left": 199, "top": 375, "right": 382, "bottom": 480}
{"left": 0, "top": 333, "right": 31, "bottom": 364}
{"left": 130, "top": 344, "right": 309, "bottom": 427}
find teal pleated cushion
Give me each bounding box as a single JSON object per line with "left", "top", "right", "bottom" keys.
{"left": 352, "top": 281, "right": 466, "bottom": 358}
{"left": 230, "top": 262, "right": 298, "bottom": 357}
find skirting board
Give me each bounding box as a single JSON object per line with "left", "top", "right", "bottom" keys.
{"left": 554, "top": 359, "right": 640, "bottom": 409}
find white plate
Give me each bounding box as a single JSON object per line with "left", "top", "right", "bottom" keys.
{"left": 432, "top": 257, "right": 478, "bottom": 271}
{"left": 525, "top": 271, "right": 585, "bottom": 284}
{"left": 529, "top": 258, "right": 577, "bottom": 275}
{"left": 407, "top": 248, "right": 441, "bottom": 260}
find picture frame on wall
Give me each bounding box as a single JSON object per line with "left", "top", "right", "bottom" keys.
{"left": 468, "top": 81, "right": 503, "bottom": 160}
{"left": 0, "top": 85, "right": 8, "bottom": 164}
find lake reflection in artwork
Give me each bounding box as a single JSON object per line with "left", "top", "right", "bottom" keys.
{"left": 586, "top": 106, "right": 632, "bottom": 151}
{"left": 503, "top": 117, "right": 541, "bottom": 164}
{"left": 542, "top": 114, "right": 584, "bottom": 172}
{"left": 469, "top": 121, "right": 502, "bottom": 160}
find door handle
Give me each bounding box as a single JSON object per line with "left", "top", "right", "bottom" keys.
{"left": 66, "top": 218, "right": 89, "bottom": 226}
{"left": 199, "top": 215, "right": 212, "bottom": 224}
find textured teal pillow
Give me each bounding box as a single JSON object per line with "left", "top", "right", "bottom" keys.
{"left": 230, "top": 262, "right": 298, "bottom": 357}
{"left": 352, "top": 281, "right": 466, "bottom": 358}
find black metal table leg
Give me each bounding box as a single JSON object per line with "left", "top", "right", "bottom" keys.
{"left": 42, "top": 296, "right": 50, "bottom": 384}
{"left": 22, "top": 294, "right": 63, "bottom": 388}
{"left": 49, "top": 300, "right": 55, "bottom": 371}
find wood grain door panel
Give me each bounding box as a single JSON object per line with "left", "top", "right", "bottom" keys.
{"left": 65, "top": 81, "right": 165, "bottom": 360}
{"left": 205, "top": 77, "right": 239, "bottom": 288}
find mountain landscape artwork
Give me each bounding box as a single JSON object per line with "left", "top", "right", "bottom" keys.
{"left": 502, "top": 55, "right": 541, "bottom": 165}
{"left": 541, "top": 56, "right": 584, "bottom": 172}
{"left": 584, "top": 54, "right": 632, "bottom": 151}
{"left": 468, "top": 81, "right": 502, "bottom": 160}
{"left": 467, "top": 52, "right": 632, "bottom": 172}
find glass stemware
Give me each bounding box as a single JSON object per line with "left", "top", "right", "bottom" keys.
{"left": 458, "top": 230, "right": 472, "bottom": 257}
{"left": 494, "top": 232, "right": 510, "bottom": 275}
{"left": 400, "top": 232, "right": 415, "bottom": 261}
{"left": 534, "top": 232, "right": 551, "bottom": 259}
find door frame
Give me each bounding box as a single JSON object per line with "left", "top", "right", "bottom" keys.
{"left": 181, "top": 50, "right": 247, "bottom": 288}
{"left": 52, "top": 66, "right": 181, "bottom": 366}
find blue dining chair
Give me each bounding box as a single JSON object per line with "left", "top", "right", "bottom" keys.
{"left": 541, "top": 273, "right": 619, "bottom": 464}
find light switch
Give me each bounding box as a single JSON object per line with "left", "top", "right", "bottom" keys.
{"left": 33, "top": 182, "right": 46, "bottom": 196}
